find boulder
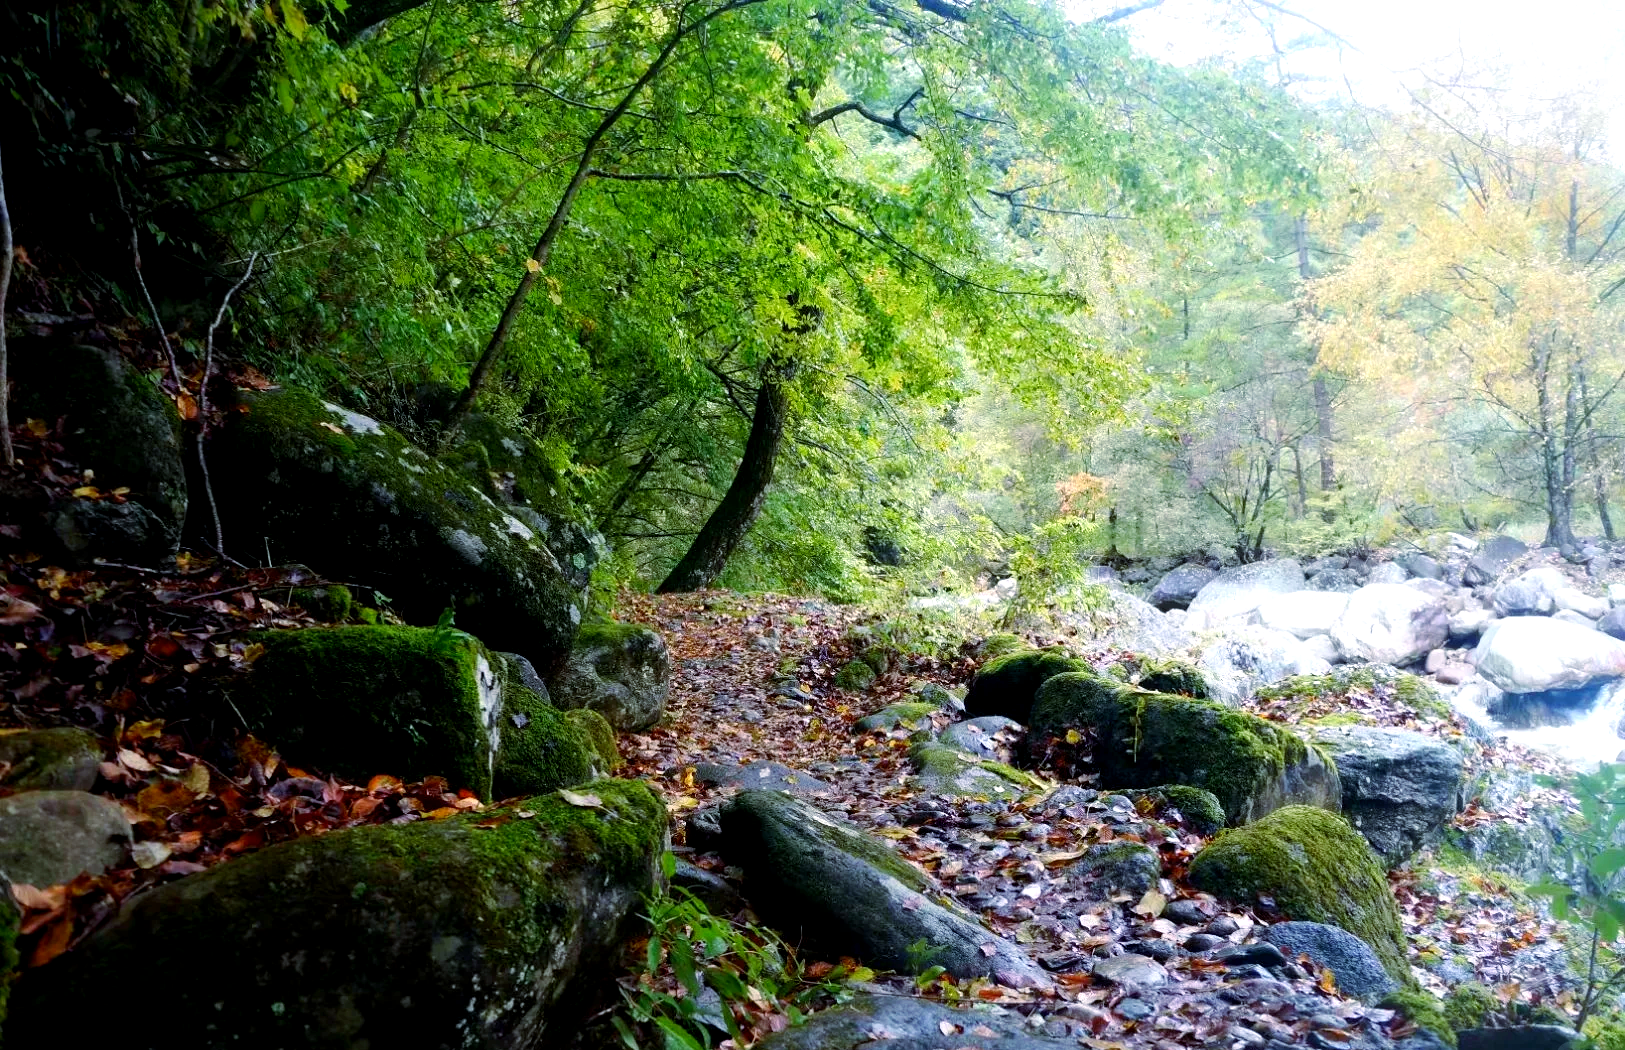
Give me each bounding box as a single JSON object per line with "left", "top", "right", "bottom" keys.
{"left": 1309, "top": 568, "right": 1364, "bottom": 593}
{"left": 0, "top": 791, "right": 129, "bottom": 887}
{"left": 1048, "top": 588, "right": 1189, "bottom": 654}
{"left": 549, "top": 621, "right": 670, "bottom": 731}
{"left": 754, "top": 995, "right": 1076, "bottom": 1050}
{"left": 1552, "top": 609, "right": 1596, "bottom": 628}
{"left": 964, "top": 649, "right": 1086, "bottom": 723}
{"left": 1403, "top": 555, "right": 1445, "bottom": 581}
{"left": 1457, "top": 1028, "right": 1584, "bottom": 1050}
{"left": 1028, "top": 673, "right": 1340, "bottom": 826}
{"left": 210, "top": 387, "right": 583, "bottom": 675}
{"left": 1198, "top": 625, "right": 1331, "bottom": 705}
{"left": 1329, "top": 585, "right": 1449, "bottom": 667}
{"left": 1264, "top": 921, "right": 1398, "bottom": 998}
{"left": 691, "top": 760, "right": 831, "bottom": 796}
{"left": 1493, "top": 567, "right": 1566, "bottom": 616}
{"left": 1473, "top": 616, "right": 1625, "bottom": 694}
{"left": 10, "top": 782, "right": 666, "bottom": 1048}
{"left": 12, "top": 342, "right": 187, "bottom": 560}
{"left": 1310, "top": 726, "right": 1463, "bottom": 866}
{"left": 719, "top": 790, "right": 1046, "bottom": 985}
{"left": 232, "top": 626, "right": 597, "bottom": 801}
{"left": 1064, "top": 841, "right": 1161, "bottom": 896}
{"left": 1301, "top": 634, "right": 1341, "bottom": 666}
{"left": 0, "top": 727, "right": 102, "bottom": 792}
{"left": 1406, "top": 578, "right": 1453, "bottom": 599}
{"left": 853, "top": 702, "right": 942, "bottom": 733}
{"left": 1554, "top": 587, "right": 1610, "bottom": 620}
{"left": 1185, "top": 559, "right": 1305, "bottom": 628}
{"left": 908, "top": 743, "right": 1046, "bottom": 800}
{"left": 1255, "top": 591, "right": 1351, "bottom": 640}
{"left": 1188, "top": 806, "right": 1410, "bottom": 982}
{"left": 937, "top": 716, "right": 1023, "bottom": 758}
{"left": 1463, "top": 535, "right": 1528, "bottom": 587}
{"left": 1367, "top": 562, "right": 1410, "bottom": 585}
{"left": 1148, "top": 563, "right": 1217, "bottom": 610}
{"left": 1598, "top": 605, "right": 1625, "bottom": 641}
{"left": 832, "top": 658, "right": 878, "bottom": 691}
{"left": 1116, "top": 785, "right": 1227, "bottom": 836}
{"left": 1449, "top": 606, "right": 1496, "bottom": 643}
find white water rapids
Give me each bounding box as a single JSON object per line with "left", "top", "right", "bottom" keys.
{"left": 1446, "top": 678, "right": 1625, "bottom": 770}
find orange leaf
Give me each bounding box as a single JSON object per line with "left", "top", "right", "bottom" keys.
{"left": 176, "top": 393, "right": 199, "bottom": 420}
{"left": 26, "top": 913, "right": 74, "bottom": 968}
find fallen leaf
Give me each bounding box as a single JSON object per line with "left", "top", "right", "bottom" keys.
{"left": 558, "top": 790, "right": 602, "bottom": 808}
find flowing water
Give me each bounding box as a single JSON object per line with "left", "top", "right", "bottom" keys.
{"left": 1447, "top": 678, "right": 1625, "bottom": 769}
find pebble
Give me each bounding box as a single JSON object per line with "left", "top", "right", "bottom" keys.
{"left": 1206, "top": 915, "right": 1242, "bottom": 936}
{"left": 1126, "top": 939, "right": 1175, "bottom": 962}
{"left": 1115, "top": 998, "right": 1154, "bottom": 1020}
{"left": 1216, "top": 942, "right": 1289, "bottom": 968}
{"left": 1092, "top": 952, "right": 1170, "bottom": 988}
{"left": 1163, "top": 898, "right": 1211, "bottom": 926}
{"left": 1183, "top": 932, "right": 1226, "bottom": 953}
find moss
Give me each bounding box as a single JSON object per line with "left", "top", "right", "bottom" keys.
{"left": 0, "top": 727, "right": 101, "bottom": 792}
{"left": 1110, "top": 655, "right": 1209, "bottom": 698}
{"left": 1443, "top": 982, "right": 1498, "bottom": 1031}
{"left": 979, "top": 633, "right": 1027, "bottom": 659}
{"left": 574, "top": 620, "right": 648, "bottom": 649}
{"left": 0, "top": 893, "right": 16, "bottom": 1034}
{"left": 1116, "top": 785, "right": 1226, "bottom": 837}
{"left": 563, "top": 708, "right": 621, "bottom": 773}
{"left": 834, "top": 659, "right": 878, "bottom": 691}
{"left": 1254, "top": 666, "right": 1452, "bottom": 722}
{"left": 1381, "top": 990, "right": 1456, "bottom": 1047}
{"left": 8, "top": 780, "right": 667, "bottom": 1046}
{"left": 964, "top": 648, "right": 1087, "bottom": 723}
{"left": 356, "top": 607, "right": 381, "bottom": 625}
{"left": 1030, "top": 672, "right": 1338, "bottom": 826}
{"left": 908, "top": 742, "right": 1047, "bottom": 799}
{"left": 853, "top": 702, "right": 938, "bottom": 733}
{"left": 1189, "top": 806, "right": 1411, "bottom": 984}
{"left": 290, "top": 584, "right": 353, "bottom": 622}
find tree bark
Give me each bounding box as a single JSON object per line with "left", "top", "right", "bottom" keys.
{"left": 657, "top": 362, "right": 793, "bottom": 592}
{"left": 1295, "top": 215, "right": 1336, "bottom": 490}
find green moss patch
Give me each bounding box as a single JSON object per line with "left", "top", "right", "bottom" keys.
{"left": 1115, "top": 785, "right": 1226, "bottom": 837}
{"left": 1189, "top": 806, "right": 1411, "bottom": 984}
{"left": 908, "top": 742, "right": 1048, "bottom": 800}
{"left": 1443, "top": 982, "right": 1497, "bottom": 1031}
{"left": 834, "top": 659, "right": 878, "bottom": 692}
{"left": 1381, "top": 990, "right": 1455, "bottom": 1047}
{"left": 1252, "top": 665, "right": 1452, "bottom": 724}
{"left": 964, "top": 648, "right": 1087, "bottom": 723}
{"left": 563, "top": 708, "right": 621, "bottom": 773}
{"left": 289, "top": 584, "right": 353, "bottom": 622}
{"left": 852, "top": 702, "right": 939, "bottom": 733}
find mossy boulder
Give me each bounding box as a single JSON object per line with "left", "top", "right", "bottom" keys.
{"left": 442, "top": 414, "right": 602, "bottom": 597}
{"left": 12, "top": 341, "right": 186, "bottom": 560}
{"left": 233, "top": 626, "right": 596, "bottom": 800}
{"left": 9, "top": 781, "right": 667, "bottom": 1049}
{"left": 977, "top": 633, "right": 1028, "bottom": 659}
{"left": 1188, "top": 806, "right": 1411, "bottom": 984}
{"left": 964, "top": 648, "right": 1087, "bottom": 723}
{"left": 549, "top": 621, "right": 670, "bottom": 731}
{"left": 907, "top": 742, "right": 1047, "bottom": 800}
{"left": 0, "top": 727, "right": 102, "bottom": 792}
{"left": 1444, "top": 982, "right": 1498, "bottom": 1031}
{"left": 1106, "top": 656, "right": 1210, "bottom": 698}
{"left": 1381, "top": 990, "right": 1455, "bottom": 1047}
{"left": 1028, "top": 672, "right": 1340, "bottom": 826}
{"left": 1254, "top": 665, "right": 1453, "bottom": 722}
{"left": 833, "top": 658, "right": 878, "bottom": 691}
{"left": 209, "top": 387, "right": 582, "bottom": 675}
{"left": 563, "top": 708, "right": 621, "bottom": 772}
{"left": 1064, "top": 841, "right": 1162, "bottom": 896}
{"left": 720, "top": 790, "right": 1046, "bottom": 985}
{"left": 1115, "top": 785, "right": 1226, "bottom": 837}
{"left": 853, "top": 702, "right": 940, "bottom": 733}
{"left": 288, "top": 584, "right": 353, "bottom": 622}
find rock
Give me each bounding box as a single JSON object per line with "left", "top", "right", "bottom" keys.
{"left": 964, "top": 649, "right": 1086, "bottom": 722}
{"left": 1064, "top": 842, "right": 1161, "bottom": 896}
{"left": 1598, "top": 605, "right": 1625, "bottom": 640}
{"left": 1188, "top": 806, "right": 1409, "bottom": 982}
{"left": 9, "top": 782, "right": 666, "bottom": 1048}
{"left": 1403, "top": 555, "right": 1444, "bottom": 580}
{"left": 1552, "top": 609, "right": 1596, "bottom": 628}
{"left": 1474, "top": 616, "right": 1625, "bottom": 693}
{"left": 1091, "top": 953, "right": 1169, "bottom": 988}
{"left": 1554, "top": 587, "right": 1610, "bottom": 620}
{"left": 1149, "top": 563, "right": 1218, "bottom": 609}
{"left": 1407, "top": 578, "right": 1454, "bottom": 599}
{"left": 1463, "top": 535, "right": 1528, "bottom": 587}
{"left": 1329, "top": 585, "right": 1449, "bottom": 667}
{"left": 1264, "top": 921, "right": 1399, "bottom": 997}
{"left": 937, "top": 716, "right": 1023, "bottom": 757}
{"left": 1255, "top": 591, "right": 1351, "bottom": 640}
{"left": 1300, "top": 633, "right": 1341, "bottom": 665}
{"left": 1309, "top": 568, "right": 1364, "bottom": 592}
{"left": 1198, "top": 625, "right": 1330, "bottom": 705}
{"left": 1367, "top": 562, "right": 1410, "bottom": 585}
{"left": 1424, "top": 649, "right": 1447, "bottom": 674}
{"left": 232, "top": 625, "right": 595, "bottom": 801}
{"left": 1049, "top": 588, "right": 1189, "bottom": 654}
{"left": 753, "top": 995, "right": 1076, "bottom": 1050}
{"left": 0, "top": 790, "right": 129, "bottom": 887}
{"left": 549, "top": 621, "right": 670, "bottom": 731}
{"left": 1028, "top": 672, "right": 1339, "bottom": 826}
{"left": 914, "top": 681, "right": 964, "bottom": 712}
{"left": 289, "top": 583, "right": 354, "bottom": 621}
{"left": 1186, "top": 559, "right": 1306, "bottom": 627}
{"left": 908, "top": 743, "right": 1046, "bottom": 800}
{"left": 1310, "top": 726, "right": 1463, "bottom": 866}
{"left": 1116, "top": 785, "right": 1227, "bottom": 836}
{"left": 854, "top": 702, "right": 942, "bottom": 733}
{"left": 671, "top": 860, "right": 743, "bottom": 914}
{"left": 0, "top": 727, "right": 102, "bottom": 792}
{"left": 1213, "top": 941, "right": 1288, "bottom": 968}
{"left": 1435, "top": 663, "right": 1474, "bottom": 685}
{"left": 1449, "top": 606, "right": 1496, "bottom": 643}
{"left": 719, "top": 791, "right": 1046, "bottom": 985}
{"left": 210, "top": 387, "right": 583, "bottom": 676}
{"left": 692, "top": 760, "right": 832, "bottom": 795}
{"left": 833, "top": 658, "right": 878, "bottom": 691}
{"left": 12, "top": 342, "right": 187, "bottom": 559}
{"left": 1456, "top": 1027, "right": 1583, "bottom": 1050}
{"left": 1493, "top": 567, "right": 1567, "bottom": 616}
{"left": 1085, "top": 564, "right": 1120, "bottom": 585}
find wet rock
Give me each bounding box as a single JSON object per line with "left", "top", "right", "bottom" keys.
{"left": 1310, "top": 725, "right": 1463, "bottom": 866}
{"left": 1264, "top": 921, "right": 1399, "bottom": 999}
{"left": 719, "top": 790, "right": 1046, "bottom": 985}
{"left": 692, "top": 760, "right": 831, "bottom": 796}
{"left": 671, "top": 860, "right": 743, "bottom": 914}
{"left": 0, "top": 727, "right": 102, "bottom": 792}
{"left": 1214, "top": 942, "right": 1288, "bottom": 968}
{"left": 753, "top": 995, "right": 1076, "bottom": 1050}
{"left": 0, "top": 791, "right": 129, "bottom": 887}
{"left": 1163, "top": 898, "right": 1214, "bottom": 926}
{"left": 1474, "top": 616, "right": 1625, "bottom": 694}
{"left": 1182, "top": 932, "right": 1226, "bottom": 952}
{"left": 1150, "top": 563, "right": 1218, "bottom": 610}
{"left": 1456, "top": 1026, "right": 1582, "bottom": 1050}
{"left": 549, "top": 621, "right": 670, "bottom": 731}
{"left": 1330, "top": 585, "right": 1449, "bottom": 667}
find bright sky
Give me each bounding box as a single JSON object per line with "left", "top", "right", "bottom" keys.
{"left": 1066, "top": 0, "right": 1625, "bottom": 146}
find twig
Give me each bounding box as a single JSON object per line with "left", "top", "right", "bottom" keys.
{"left": 0, "top": 140, "right": 13, "bottom": 466}
{"left": 116, "top": 179, "right": 181, "bottom": 391}
{"left": 196, "top": 252, "right": 258, "bottom": 560}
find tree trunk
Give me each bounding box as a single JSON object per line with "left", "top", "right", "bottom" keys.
{"left": 1295, "top": 215, "right": 1336, "bottom": 490}
{"left": 1536, "top": 337, "right": 1576, "bottom": 549}
{"left": 657, "top": 363, "right": 792, "bottom": 592}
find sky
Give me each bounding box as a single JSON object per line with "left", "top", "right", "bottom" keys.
{"left": 1065, "top": 0, "right": 1625, "bottom": 146}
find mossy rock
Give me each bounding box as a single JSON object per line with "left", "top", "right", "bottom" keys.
{"left": 550, "top": 620, "right": 670, "bottom": 731}
{"left": 563, "top": 708, "right": 621, "bottom": 773}
{"left": 0, "top": 727, "right": 102, "bottom": 792}
{"left": 1381, "top": 990, "right": 1455, "bottom": 1047}
{"left": 1106, "top": 655, "right": 1210, "bottom": 698}
{"left": 1254, "top": 665, "right": 1452, "bottom": 722}
{"left": 908, "top": 742, "right": 1048, "bottom": 800}
{"left": 233, "top": 626, "right": 594, "bottom": 800}
{"left": 1443, "top": 982, "right": 1498, "bottom": 1031}
{"left": 965, "top": 648, "right": 1087, "bottom": 723}
{"left": 834, "top": 659, "right": 878, "bottom": 692}
{"left": 852, "top": 702, "right": 939, "bottom": 733}
{"left": 1115, "top": 785, "right": 1226, "bottom": 837}
{"left": 1029, "top": 672, "right": 1341, "bottom": 826}
{"left": 978, "top": 633, "right": 1027, "bottom": 659}
{"left": 289, "top": 584, "right": 353, "bottom": 622}
{"left": 210, "top": 387, "right": 582, "bottom": 676}
{"left": 9, "top": 781, "right": 667, "bottom": 1047}
{"left": 1188, "top": 806, "right": 1411, "bottom": 984}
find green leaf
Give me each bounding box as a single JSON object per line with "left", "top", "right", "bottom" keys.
{"left": 1590, "top": 848, "right": 1625, "bottom": 881}
{"left": 654, "top": 1017, "right": 706, "bottom": 1050}
{"left": 660, "top": 851, "right": 677, "bottom": 880}
{"left": 279, "top": 0, "right": 309, "bottom": 40}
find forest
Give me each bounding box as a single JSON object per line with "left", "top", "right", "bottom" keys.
{"left": 4, "top": 2, "right": 1625, "bottom": 1049}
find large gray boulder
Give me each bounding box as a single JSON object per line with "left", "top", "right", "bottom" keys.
{"left": 1463, "top": 535, "right": 1528, "bottom": 586}
{"left": 210, "top": 387, "right": 584, "bottom": 675}
{"left": 1329, "top": 584, "right": 1449, "bottom": 667}
{"left": 1474, "top": 616, "right": 1625, "bottom": 694}
{"left": 755, "top": 995, "right": 1076, "bottom": 1050}
{"left": 1186, "top": 559, "right": 1305, "bottom": 628}
{"left": 0, "top": 790, "right": 129, "bottom": 887}
{"left": 1198, "top": 625, "right": 1330, "bottom": 705}
{"left": 1310, "top": 725, "right": 1464, "bottom": 866}
{"left": 1255, "top": 590, "right": 1350, "bottom": 640}
{"left": 719, "top": 790, "right": 1046, "bottom": 986}
{"left": 1048, "top": 587, "right": 1188, "bottom": 654}
{"left": 1263, "top": 921, "right": 1399, "bottom": 998}
{"left": 1309, "top": 568, "right": 1364, "bottom": 592}
{"left": 10, "top": 782, "right": 666, "bottom": 1048}
{"left": 549, "top": 621, "right": 670, "bottom": 731}
{"left": 1493, "top": 567, "right": 1567, "bottom": 616}
{"left": 1148, "top": 563, "right": 1217, "bottom": 610}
